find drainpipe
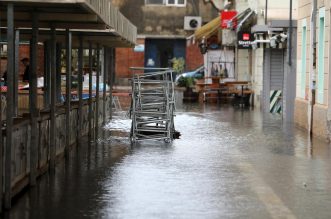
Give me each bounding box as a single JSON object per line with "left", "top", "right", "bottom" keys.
{"left": 328, "top": 7, "right": 331, "bottom": 139}
{"left": 308, "top": 0, "right": 317, "bottom": 135}
{"left": 265, "top": 0, "right": 268, "bottom": 24}
{"left": 288, "top": 0, "right": 292, "bottom": 66}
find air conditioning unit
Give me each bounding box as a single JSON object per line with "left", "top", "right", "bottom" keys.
{"left": 184, "top": 16, "right": 202, "bottom": 30}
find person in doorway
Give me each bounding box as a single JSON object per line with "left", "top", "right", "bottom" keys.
{"left": 21, "top": 57, "right": 30, "bottom": 82}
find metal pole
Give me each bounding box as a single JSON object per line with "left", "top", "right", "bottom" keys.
{"left": 88, "top": 42, "right": 93, "bottom": 142}
{"left": 109, "top": 48, "right": 115, "bottom": 119}
{"left": 265, "top": 0, "right": 268, "bottom": 24}
{"left": 14, "top": 29, "right": 19, "bottom": 116}
{"left": 95, "top": 44, "right": 100, "bottom": 141}
{"left": 49, "top": 26, "right": 57, "bottom": 172}
{"left": 5, "top": 3, "right": 14, "bottom": 209}
{"left": 288, "top": 0, "right": 292, "bottom": 66}
{"left": 65, "top": 29, "right": 71, "bottom": 158}
{"left": 103, "top": 47, "right": 107, "bottom": 125}
{"left": 308, "top": 0, "right": 317, "bottom": 134}
{"left": 29, "top": 12, "right": 39, "bottom": 186}
{"left": 56, "top": 42, "right": 62, "bottom": 103}
{"left": 77, "top": 36, "right": 83, "bottom": 146}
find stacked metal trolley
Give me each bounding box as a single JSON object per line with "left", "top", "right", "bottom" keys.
{"left": 129, "top": 68, "right": 176, "bottom": 143}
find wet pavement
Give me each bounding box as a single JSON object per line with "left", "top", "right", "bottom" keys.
{"left": 4, "top": 102, "right": 331, "bottom": 219}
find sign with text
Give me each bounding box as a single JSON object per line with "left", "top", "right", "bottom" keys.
{"left": 237, "top": 32, "right": 255, "bottom": 49}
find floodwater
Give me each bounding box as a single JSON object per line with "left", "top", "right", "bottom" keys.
{"left": 4, "top": 102, "right": 331, "bottom": 219}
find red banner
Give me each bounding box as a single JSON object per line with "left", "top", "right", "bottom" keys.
{"left": 221, "top": 11, "right": 237, "bottom": 29}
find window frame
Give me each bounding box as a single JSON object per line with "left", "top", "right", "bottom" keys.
{"left": 145, "top": 0, "right": 165, "bottom": 6}
{"left": 300, "top": 19, "right": 307, "bottom": 99}
{"left": 145, "top": 0, "right": 186, "bottom": 7}
{"left": 317, "top": 7, "right": 325, "bottom": 104}
{"left": 165, "top": 0, "right": 186, "bottom": 7}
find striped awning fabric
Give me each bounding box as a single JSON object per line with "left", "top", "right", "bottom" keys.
{"left": 254, "top": 33, "right": 287, "bottom": 49}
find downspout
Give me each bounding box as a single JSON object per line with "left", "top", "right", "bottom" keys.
{"left": 328, "top": 7, "right": 331, "bottom": 140}
{"left": 265, "top": 0, "right": 268, "bottom": 24}
{"left": 308, "top": 0, "right": 317, "bottom": 135}
{"left": 288, "top": 0, "right": 292, "bottom": 66}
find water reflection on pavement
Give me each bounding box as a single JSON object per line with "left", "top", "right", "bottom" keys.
{"left": 5, "top": 103, "right": 331, "bottom": 219}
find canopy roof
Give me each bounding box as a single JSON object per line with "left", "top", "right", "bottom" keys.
{"left": 0, "top": 0, "right": 137, "bottom": 47}
{"left": 194, "top": 16, "right": 220, "bottom": 41}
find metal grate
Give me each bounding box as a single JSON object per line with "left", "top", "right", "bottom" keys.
{"left": 129, "top": 68, "right": 176, "bottom": 143}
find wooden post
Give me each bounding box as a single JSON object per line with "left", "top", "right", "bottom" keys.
{"left": 88, "top": 42, "right": 93, "bottom": 142}
{"left": 65, "top": 29, "right": 71, "bottom": 158}
{"left": 49, "top": 26, "right": 57, "bottom": 172}
{"left": 102, "top": 47, "right": 107, "bottom": 125}
{"left": 95, "top": 44, "right": 100, "bottom": 141}
{"left": 5, "top": 3, "right": 14, "bottom": 209}
{"left": 44, "top": 40, "right": 51, "bottom": 107}
{"left": 29, "top": 12, "right": 39, "bottom": 186}
{"left": 14, "top": 29, "right": 19, "bottom": 117}
{"left": 77, "top": 36, "right": 83, "bottom": 145}
{"left": 56, "top": 42, "right": 62, "bottom": 103}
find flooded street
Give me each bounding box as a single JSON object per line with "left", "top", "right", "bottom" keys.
{"left": 4, "top": 103, "right": 331, "bottom": 219}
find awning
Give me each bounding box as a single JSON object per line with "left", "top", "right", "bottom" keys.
{"left": 227, "top": 8, "right": 256, "bottom": 32}
{"left": 0, "top": 0, "right": 137, "bottom": 47}
{"left": 194, "top": 16, "right": 220, "bottom": 41}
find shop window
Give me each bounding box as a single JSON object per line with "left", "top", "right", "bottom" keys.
{"left": 317, "top": 7, "right": 325, "bottom": 104}
{"left": 300, "top": 19, "right": 307, "bottom": 99}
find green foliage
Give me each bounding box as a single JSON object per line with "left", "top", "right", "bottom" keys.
{"left": 177, "top": 76, "right": 195, "bottom": 88}
{"left": 172, "top": 57, "right": 185, "bottom": 74}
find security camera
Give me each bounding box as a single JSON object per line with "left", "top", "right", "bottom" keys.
{"left": 270, "top": 38, "right": 277, "bottom": 48}
{"left": 280, "top": 33, "right": 287, "bottom": 42}
{"left": 252, "top": 43, "right": 257, "bottom": 50}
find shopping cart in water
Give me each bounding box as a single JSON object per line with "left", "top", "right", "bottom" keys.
{"left": 129, "top": 67, "right": 176, "bottom": 143}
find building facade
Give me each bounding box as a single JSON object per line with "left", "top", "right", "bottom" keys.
{"left": 112, "top": 0, "right": 217, "bottom": 83}
{"left": 295, "top": 0, "right": 331, "bottom": 140}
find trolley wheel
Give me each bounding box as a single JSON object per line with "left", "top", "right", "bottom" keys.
{"left": 164, "top": 138, "right": 171, "bottom": 143}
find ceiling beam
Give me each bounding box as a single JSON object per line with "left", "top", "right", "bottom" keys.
{"left": 0, "top": 12, "right": 98, "bottom": 23}
{"left": 13, "top": 22, "right": 107, "bottom": 30}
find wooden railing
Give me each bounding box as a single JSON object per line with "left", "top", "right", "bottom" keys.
{"left": 84, "top": 0, "right": 137, "bottom": 45}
